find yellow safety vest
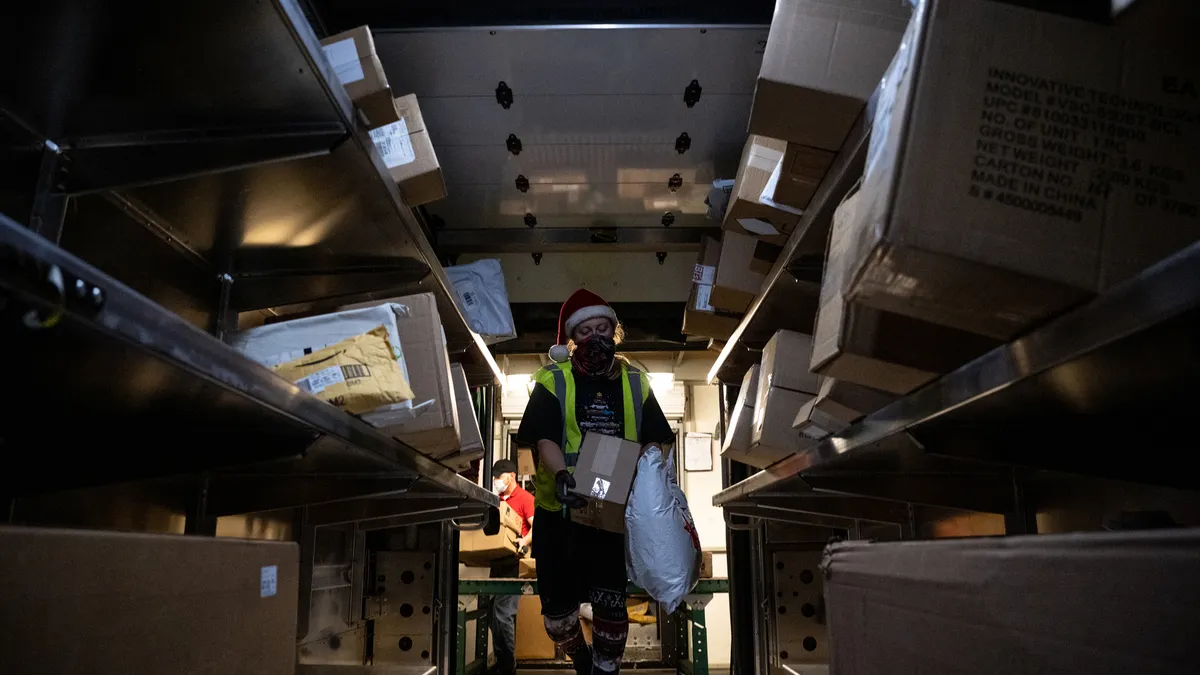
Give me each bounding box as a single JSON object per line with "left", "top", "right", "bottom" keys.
{"left": 530, "top": 361, "right": 651, "bottom": 511}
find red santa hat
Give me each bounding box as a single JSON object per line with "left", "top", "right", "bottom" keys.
{"left": 548, "top": 289, "right": 618, "bottom": 362}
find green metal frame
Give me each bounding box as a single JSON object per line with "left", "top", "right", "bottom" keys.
{"left": 456, "top": 578, "right": 729, "bottom": 675}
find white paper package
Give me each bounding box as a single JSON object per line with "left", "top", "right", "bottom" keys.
{"left": 231, "top": 304, "right": 430, "bottom": 424}
{"left": 624, "top": 447, "right": 701, "bottom": 614}
{"left": 445, "top": 259, "right": 517, "bottom": 344}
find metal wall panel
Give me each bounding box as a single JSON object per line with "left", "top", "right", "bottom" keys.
{"left": 377, "top": 27, "right": 767, "bottom": 97}
{"left": 433, "top": 183, "right": 711, "bottom": 229}
{"left": 772, "top": 550, "right": 828, "bottom": 667}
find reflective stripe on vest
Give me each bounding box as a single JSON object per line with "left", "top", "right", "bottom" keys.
{"left": 544, "top": 363, "right": 568, "bottom": 460}
{"left": 627, "top": 365, "right": 643, "bottom": 436}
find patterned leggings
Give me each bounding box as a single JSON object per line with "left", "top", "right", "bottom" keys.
{"left": 542, "top": 588, "right": 630, "bottom": 675}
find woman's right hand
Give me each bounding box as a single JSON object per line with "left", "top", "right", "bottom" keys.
{"left": 555, "top": 470, "right": 587, "bottom": 509}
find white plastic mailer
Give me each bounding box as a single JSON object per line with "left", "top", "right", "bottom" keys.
{"left": 445, "top": 259, "right": 516, "bottom": 344}
{"left": 625, "top": 447, "right": 701, "bottom": 614}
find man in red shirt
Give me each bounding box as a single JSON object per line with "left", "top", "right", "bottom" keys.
{"left": 490, "top": 459, "right": 534, "bottom": 675}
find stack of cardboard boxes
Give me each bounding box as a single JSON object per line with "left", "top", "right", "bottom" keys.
{"left": 692, "top": 0, "right": 910, "bottom": 332}
{"left": 809, "top": 0, "right": 1200, "bottom": 394}
{"left": 319, "top": 26, "right": 446, "bottom": 205}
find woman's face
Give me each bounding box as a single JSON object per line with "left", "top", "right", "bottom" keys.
{"left": 573, "top": 317, "right": 614, "bottom": 342}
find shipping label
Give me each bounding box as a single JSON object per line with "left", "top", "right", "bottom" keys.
{"left": 370, "top": 118, "right": 416, "bottom": 169}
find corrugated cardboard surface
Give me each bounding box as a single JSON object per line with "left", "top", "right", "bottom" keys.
{"left": 811, "top": 191, "right": 996, "bottom": 393}
{"left": 759, "top": 330, "right": 821, "bottom": 395}
{"left": 723, "top": 135, "right": 802, "bottom": 246}
{"left": 848, "top": 0, "right": 1200, "bottom": 339}
{"left": 342, "top": 293, "right": 460, "bottom": 455}
{"left": 0, "top": 526, "right": 298, "bottom": 675}
{"left": 699, "top": 551, "right": 713, "bottom": 579}
{"left": 356, "top": 87, "right": 402, "bottom": 130}
{"left": 571, "top": 498, "right": 627, "bottom": 534}
{"left": 571, "top": 432, "right": 640, "bottom": 509}
{"left": 515, "top": 596, "right": 556, "bottom": 659}
{"left": 451, "top": 363, "right": 483, "bottom": 453}
{"left": 824, "top": 530, "right": 1200, "bottom": 675}
{"left": 459, "top": 526, "right": 519, "bottom": 567}
{"left": 794, "top": 377, "right": 895, "bottom": 436}
{"left": 773, "top": 142, "right": 837, "bottom": 209}
{"left": 498, "top": 499, "right": 524, "bottom": 535}
{"left": 685, "top": 236, "right": 744, "bottom": 339}
{"left": 710, "top": 230, "right": 782, "bottom": 313}
{"left": 519, "top": 558, "right": 537, "bottom": 579}
{"left": 720, "top": 364, "right": 759, "bottom": 465}
{"left": 750, "top": 0, "right": 909, "bottom": 149}
{"left": 517, "top": 447, "right": 536, "bottom": 476}
{"left": 380, "top": 94, "right": 445, "bottom": 206}
{"left": 320, "top": 26, "right": 388, "bottom": 102}
{"left": 748, "top": 385, "right": 813, "bottom": 469}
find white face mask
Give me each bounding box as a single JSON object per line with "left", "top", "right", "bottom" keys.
{"left": 492, "top": 477, "right": 508, "bottom": 494}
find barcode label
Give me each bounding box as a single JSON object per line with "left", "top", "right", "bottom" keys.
{"left": 458, "top": 280, "right": 480, "bottom": 308}
{"left": 295, "top": 365, "right": 345, "bottom": 395}
{"left": 341, "top": 364, "right": 371, "bottom": 380}
{"left": 693, "top": 264, "right": 715, "bottom": 285}
{"left": 695, "top": 284, "right": 715, "bottom": 312}
{"left": 369, "top": 119, "right": 416, "bottom": 168}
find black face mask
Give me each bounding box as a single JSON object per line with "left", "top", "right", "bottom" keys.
{"left": 571, "top": 334, "right": 616, "bottom": 377}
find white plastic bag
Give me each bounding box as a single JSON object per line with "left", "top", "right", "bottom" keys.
{"left": 625, "top": 447, "right": 701, "bottom": 614}
{"left": 445, "top": 259, "right": 517, "bottom": 344}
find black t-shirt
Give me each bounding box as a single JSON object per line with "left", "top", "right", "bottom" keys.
{"left": 517, "top": 370, "right": 675, "bottom": 449}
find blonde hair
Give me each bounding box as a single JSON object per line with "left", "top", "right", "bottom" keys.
{"left": 566, "top": 320, "right": 628, "bottom": 379}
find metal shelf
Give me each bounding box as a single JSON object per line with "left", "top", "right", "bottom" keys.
{"left": 3, "top": 0, "right": 501, "bottom": 385}
{"left": 715, "top": 240, "right": 1200, "bottom": 509}
{"left": 0, "top": 213, "right": 496, "bottom": 512}
{"left": 707, "top": 109, "right": 871, "bottom": 385}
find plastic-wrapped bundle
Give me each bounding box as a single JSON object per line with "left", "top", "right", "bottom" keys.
{"left": 624, "top": 447, "right": 701, "bottom": 614}
{"left": 445, "top": 259, "right": 517, "bottom": 343}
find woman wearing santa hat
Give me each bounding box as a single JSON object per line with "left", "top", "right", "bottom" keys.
{"left": 516, "top": 288, "right": 674, "bottom": 675}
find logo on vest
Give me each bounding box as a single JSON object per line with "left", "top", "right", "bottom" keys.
{"left": 590, "top": 477, "right": 610, "bottom": 500}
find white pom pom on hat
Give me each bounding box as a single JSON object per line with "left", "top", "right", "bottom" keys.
{"left": 547, "top": 289, "right": 618, "bottom": 363}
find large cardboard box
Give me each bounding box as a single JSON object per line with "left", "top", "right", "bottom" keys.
{"left": 723, "top": 136, "right": 803, "bottom": 246}
{"left": 320, "top": 26, "right": 388, "bottom": 102}
{"left": 0, "top": 526, "right": 298, "bottom": 675}
{"left": 749, "top": 0, "right": 910, "bottom": 151}
{"left": 515, "top": 596, "right": 557, "bottom": 659}
{"left": 498, "top": 499, "right": 524, "bottom": 536}
{"left": 342, "top": 293, "right": 461, "bottom": 456}
{"left": 793, "top": 377, "right": 895, "bottom": 442}
{"left": 710, "top": 230, "right": 782, "bottom": 313}
{"left": 824, "top": 530, "right": 1200, "bottom": 675}
{"left": 370, "top": 94, "right": 446, "bottom": 206}
{"left": 841, "top": 0, "right": 1200, "bottom": 340}
{"left": 459, "top": 525, "right": 519, "bottom": 567}
{"left": 517, "top": 447, "right": 537, "bottom": 476}
{"left": 811, "top": 191, "right": 998, "bottom": 394}
{"left": 742, "top": 331, "right": 820, "bottom": 468}
{"left": 569, "top": 432, "right": 641, "bottom": 534}
{"left": 768, "top": 144, "right": 837, "bottom": 211}
{"left": 683, "top": 236, "right": 744, "bottom": 341}
{"left": 720, "top": 364, "right": 760, "bottom": 466}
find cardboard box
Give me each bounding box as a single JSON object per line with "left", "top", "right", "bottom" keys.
{"left": 683, "top": 236, "right": 745, "bottom": 341}
{"left": 793, "top": 377, "right": 896, "bottom": 441}
{"left": 498, "top": 499, "right": 524, "bottom": 536}
{"left": 710, "top": 230, "right": 782, "bottom": 313}
{"left": 748, "top": 385, "right": 814, "bottom": 469}
{"left": 519, "top": 558, "right": 537, "bottom": 579}
{"left": 343, "top": 293, "right": 461, "bottom": 456}
{"left": 769, "top": 143, "right": 837, "bottom": 210}
{"left": 355, "top": 87, "right": 402, "bottom": 130}
{"left": 320, "top": 26, "right": 388, "bottom": 102}
{"left": 749, "top": 0, "right": 910, "bottom": 151}
{"left": 368, "top": 94, "right": 447, "bottom": 206}
{"left": 272, "top": 326, "right": 415, "bottom": 414}
{"left": 723, "top": 136, "right": 803, "bottom": 246}
{"left": 515, "top": 596, "right": 557, "bottom": 659}
{"left": 720, "top": 364, "right": 760, "bottom": 466}
{"left": 459, "top": 525, "right": 519, "bottom": 567}
{"left": 824, "top": 530, "right": 1200, "bottom": 675}
{"left": 811, "top": 191, "right": 998, "bottom": 394}
{"left": 700, "top": 551, "right": 713, "bottom": 579}
{"left": 842, "top": 0, "right": 1200, "bottom": 340}
{"left": 0, "top": 526, "right": 298, "bottom": 675}
{"left": 517, "top": 447, "right": 537, "bottom": 476}
{"left": 759, "top": 330, "right": 822, "bottom": 395}
{"left": 451, "top": 363, "right": 483, "bottom": 455}
{"left": 569, "top": 432, "right": 641, "bottom": 534}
